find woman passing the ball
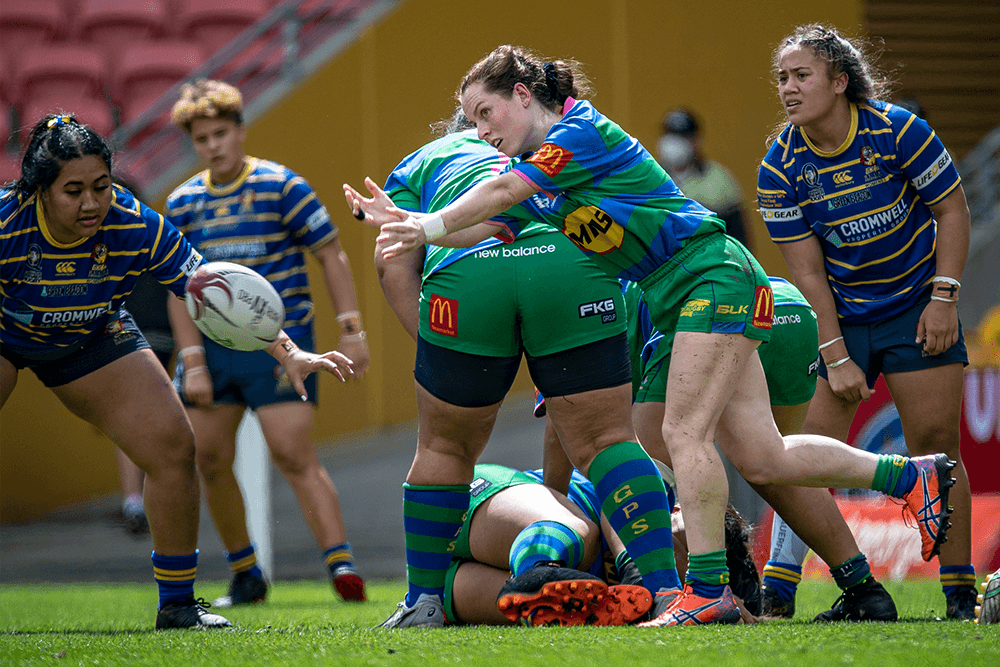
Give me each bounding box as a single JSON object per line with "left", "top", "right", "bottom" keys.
{"left": 164, "top": 80, "right": 370, "bottom": 607}
{"left": 346, "top": 45, "right": 958, "bottom": 626}
{"left": 0, "top": 114, "right": 350, "bottom": 630}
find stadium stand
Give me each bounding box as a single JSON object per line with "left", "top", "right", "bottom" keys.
{"left": 0, "top": 0, "right": 65, "bottom": 65}
{"left": 20, "top": 97, "right": 115, "bottom": 149}
{"left": 115, "top": 41, "right": 203, "bottom": 129}
{"left": 78, "top": 0, "right": 170, "bottom": 58}
{"left": 177, "top": 0, "right": 270, "bottom": 59}
{"left": 12, "top": 44, "right": 106, "bottom": 110}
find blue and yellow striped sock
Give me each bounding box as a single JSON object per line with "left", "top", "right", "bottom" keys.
{"left": 940, "top": 565, "right": 976, "bottom": 595}
{"left": 588, "top": 441, "right": 680, "bottom": 594}
{"left": 403, "top": 483, "right": 469, "bottom": 606}
{"left": 226, "top": 544, "right": 263, "bottom": 580}
{"left": 830, "top": 553, "right": 872, "bottom": 591}
{"left": 762, "top": 560, "right": 802, "bottom": 601}
{"left": 323, "top": 542, "right": 355, "bottom": 577}
{"left": 509, "top": 521, "right": 584, "bottom": 576}
{"left": 686, "top": 550, "right": 729, "bottom": 599}
{"left": 871, "top": 455, "right": 918, "bottom": 498}
{"left": 152, "top": 550, "right": 198, "bottom": 608}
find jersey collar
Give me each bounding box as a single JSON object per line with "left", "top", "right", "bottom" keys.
{"left": 206, "top": 157, "right": 254, "bottom": 196}
{"left": 800, "top": 103, "right": 858, "bottom": 158}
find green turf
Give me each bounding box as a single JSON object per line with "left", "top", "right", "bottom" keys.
{"left": 1, "top": 579, "right": 997, "bottom": 666}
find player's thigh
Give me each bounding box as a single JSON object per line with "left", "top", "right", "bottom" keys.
{"left": 801, "top": 378, "right": 860, "bottom": 441}
{"left": 256, "top": 401, "right": 318, "bottom": 471}
{"left": 51, "top": 349, "right": 193, "bottom": 471}
{"left": 770, "top": 402, "right": 810, "bottom": 437}
{"left": 632, "top": 400, "right": 669, "bottom": 466}
{"left": 186, "top": 403, "right": 244, "bottom": 470}
{"left": 516, "top": 232, "right": 626, "bottom": 356}
{"left": 884, "top": 363, "right": 964, "bottom": 454}
{"left": 450, "top": 560, "right": 512, "bottom": 625}
{"left": 468, "top": 481, "right": 597, "bottom": 569}
{"left": 544, "top": 383, "right": 635, "bottom": 474}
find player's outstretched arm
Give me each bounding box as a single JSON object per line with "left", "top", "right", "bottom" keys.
{"left": 267, "top": 333, "right": 354, "bottom": 400}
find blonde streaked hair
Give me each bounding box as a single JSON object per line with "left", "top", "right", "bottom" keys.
{"left": 170, "top": 79, "right": 244, "bottom": 131}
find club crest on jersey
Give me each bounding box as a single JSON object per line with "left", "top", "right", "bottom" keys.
{"left": 239, "top": 189, "right": 255, "bottom": 213}
{"left": 428, "top": 294, "right": 458, "bottom": 337}
{"left": 24, "top": 243, "right": 43, "bottom": 283}
{"left": 802, "top": 163, "right": 820, "bottom": 187}
{"left": 528, "top": 143, "right": 573, "bottom": 178}
{"left": 860, "top": 145, "right": 876, "bottom": 166}
{"left": 89, "top": 243, "right": 110, "bottom": 282}
{"left": 562, "top": 206, "right": 624, "bottom": 254}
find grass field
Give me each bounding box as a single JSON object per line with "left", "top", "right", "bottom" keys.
{"left": 1, "top": 579, "right": 997, "bottom": 666}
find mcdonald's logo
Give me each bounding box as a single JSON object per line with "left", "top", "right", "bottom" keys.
{"left": 428, "top": 294, "right": 458, "bottom": 337}
{"left": 527, "top": 142, "right": 574, "bottom": 177}
{"left": 752, "top": 285, "right": 774, "bottom": 329}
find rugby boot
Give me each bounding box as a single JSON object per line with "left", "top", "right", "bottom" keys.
{"left": 213, "top": 571, "right": 268, "bottom": 608}
{"left": 579, "top": 585, "right": 652, "bottom": 626}
{"left": 497, "top": 563, "right": 608, "bottom": 626}
{"left": 760, "top": 584, "right": 796, "bottom": 619}
{"left": 945, "top": 585, "right": 977, "bottom": 621}
{"left": 374, "top": 593, "right": 445, "bottom": 629}
{"left": 976, "top": 568, "right": 1000, "bottom": 625}
{"left": 901, "top": 454, "right": 955, "bottom": 561}
{"left": 638, "top": 584, "right": 741, "bottom": 627}
{"left": 155, "top": 597, "right": 231, "bottom": 630}
{"left": 814, "top": 577, "right": 897, "bottom": 622}
{"left": 332, "top": 564, "right": 367, "bottom": 602}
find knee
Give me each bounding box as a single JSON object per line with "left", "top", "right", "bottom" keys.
{"left": 269, "top": 448, "right": 313, "bottom": 479}
{"left": 730, "top": 454, "right": 779, "bottom": 486}
{"left": 910, "top": 425, "right": 961, "bottom": 458}
{"left": 144, "top": 420, "right": 196, "bottom": 477}
{"left": 195, "top": 444, "right": 234, "bottom": 482}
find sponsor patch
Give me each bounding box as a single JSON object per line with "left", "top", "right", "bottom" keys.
{"left": 827, "top": 189, "right": 873, "bottom": 211}
{"left": 808, "top": 355, "right": 820, "bottom": 376}
{"left": 832, "top": 170, "right": 854, "bottom": 186}
{"left": 428, "top": 294, "right": 458, "bottom": 337}
{"left": 579, "top": 298, "right": 617, "bottom": 323}
{"left": 913, "top": 149, "right": 952, "bottom": 189}
{"left": 305, "top": 206, "right": 331, "bottom": 231}
{"left": 562, "top": 206, "right": 624, "bottom": 254}
{"left": 680, "top": 299, "right": 710, "bottom": 317}
{"left": 182, "top": 249, "right": 203, "bottom": 276}
{"left": 470, "top": 477, "right": 492, "bottom": 497}
{"left": 41, "top": 284, "right": 88, "bottom": 297}
{"left": 527, "top": 142, "right": 573, "bottom": 177}
{"left": 761, "top": 206, "right": 803, "bottom": 222}
{"left": 751, "top": 285, "right": 774, "bottom": 329}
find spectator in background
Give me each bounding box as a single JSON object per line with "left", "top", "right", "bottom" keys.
{"left": 656, "top": 108, "right": 755, "bottom": 252}
{"left": 166, "top": 80, "right": 369, "bottom": 608}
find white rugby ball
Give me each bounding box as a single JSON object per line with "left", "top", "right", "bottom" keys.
{"left": 185, "top": 261, "right": 285, "bottom": 351}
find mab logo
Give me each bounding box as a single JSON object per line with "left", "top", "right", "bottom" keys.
{"left": 428, "top": 294, "right": 458, "bottom": 337}
{"left": 562, "top": 206, "right": 624, "bottom": 254}
{"left": 528, "top": 142, "right": 573, "bottom": 178}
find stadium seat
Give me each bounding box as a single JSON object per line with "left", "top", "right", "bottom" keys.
{"left": 115, "top": 41, "right": 201, "bottom": 129}
{"left": 78, "top": 0, "right": 169, "bottom": 57}
{"left": 13, "top": 44, "right": 107, "bottom": 110}
{"left": 0, "top": 0, "right": 66, "bottom": 65}
{"left": 0, "top": 104, "right": 11, "bottom": 153}
{"left": 20, "top": 97, "right": 115, "bottom": 148}
{"left": 0, "top": 153, "right": 21, "bottom": 187}
{"left": 177, "top": 0, "right": 268, "bottom": 58}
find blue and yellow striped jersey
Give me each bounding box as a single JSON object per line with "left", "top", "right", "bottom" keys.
{"left": 758, "top": 100, "right": 962, "bottom": 324}
{"left": 0, "top": 185, "right": 203, "bottom": 359}
{"left": 165, "top": 157, "right": 338, "bottom": 341}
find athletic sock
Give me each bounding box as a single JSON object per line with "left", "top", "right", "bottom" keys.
{"left": 587, "top": 441, "right": 680, "bottom": 594}
{"left": 323, "top": 542, "right": 356, "bottom": 577}
{"left": 509, "top": 520, "right": 584, "bottom": 576}
{"left": 226, "top": 544, "right": 264, "bottom": 580}
{"left": 769, "top": 514, "right": 811, "bottom": 566}
{"left": 871, "top": 454, "right": 918, "bottom": 498}
{"left": 152, "top": 550, "right": 198, "bottom": 608}
{"left": 686, "top": 550, "right": 729, "bottom": 599}
{"left": 762, "top": 561, "right": 802, "bottom": 601}
{"left": 402, "top": 483, "right": 470, "bottom": 606}
{"left": 940, "top": 564, "right": 976, "bottom": 596}
{"left": 830, "top": 553, "right": 872, "bottom": 591}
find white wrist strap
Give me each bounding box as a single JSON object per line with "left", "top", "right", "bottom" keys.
{"left": 931, "top": 275, "right": 961, "bottom": 287}
{"left": 422, "top": 214, "right": 447, "bottom": 242}
{"left": 818, "top": 336, "right": 843, "bottom": 351}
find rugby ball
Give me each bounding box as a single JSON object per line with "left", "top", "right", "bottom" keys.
{"left": 185, "top": 262, "right": 285, "bottom": 351}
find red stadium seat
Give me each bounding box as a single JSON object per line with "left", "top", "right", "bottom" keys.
{"left": 78, "top": 0, "right": 169, "bottom": 57}
{"left": 20, "top": 97, "right": 115, "bottom": 148}
{"left": 0, "top": 0, "right": 66, "bottom": 65}
{"left": 115, "top": 41, "right": 202, "bottom": 127}
{"left": 0, "top": 105, "right": 11, "bottom": 153}
{"left": 177, "top": 0, "right": 268, "bottom": 58}
{"left": 13, "top": 44, "right": 106, "bottom": 110}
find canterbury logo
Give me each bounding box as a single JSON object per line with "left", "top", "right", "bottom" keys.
{"left": 833, "top": 171, "right": 854, "bottom": 185}
{"left": 751, "top": 285, "right": 774, "bottom": 329}
{"left": 55, "top": 262, "right": 76, "bottom": 274}
{"left": 428, "top": 294, "right": 458, "bottom": 337}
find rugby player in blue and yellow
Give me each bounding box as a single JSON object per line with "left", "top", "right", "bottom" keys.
{"left": 350, "top": 45, "right": 957, "bottom": 625}
{"left": 1, "top": 114, "right": 347, "bottom": 630}
{"left": 165, "top": 80, "right": 369, "bottom": 607}
{"left": 759, "top": 24, "right": 974, "bottom": 620}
